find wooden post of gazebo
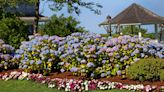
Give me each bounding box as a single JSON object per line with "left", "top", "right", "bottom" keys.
{"left": 154, "top": 24, "right": 158, "bottom": 40}
{"left": 131, "top": 25, "right": 134, "bottom": 34}
{"left": 159, "top": 24, "right": 164, "bottom": 41}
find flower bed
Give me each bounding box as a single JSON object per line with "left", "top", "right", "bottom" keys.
{"left": 0, "top": 39, "right": 16, "bottom": 70}
{"left": 0, "top": 71, "right": 163, "bottom": 92}
{"left": 14, "top": 32, "right": 164, "bottom": 78}
{"left": 0, "top": 32, "right": 163, "bottom": 92}
{"left": 13, "top": 35, "right": 64, "bottom": 75}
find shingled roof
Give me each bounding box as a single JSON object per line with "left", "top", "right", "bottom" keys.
{"left": 6, "top": 2, "right": 43, "bottom": 17}
{"left": 5, "top": 2, "right": 49, "bottom": 23}
{"left": 112, "top": 3, "right": 164, "bottom": 24}
{"left": 100, "top": 3, "right": 164, "bottom": 26}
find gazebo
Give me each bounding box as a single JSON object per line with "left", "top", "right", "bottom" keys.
{"left": 100, "top": 3, "right": 164, "bottom": 41}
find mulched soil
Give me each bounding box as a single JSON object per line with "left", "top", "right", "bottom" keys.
{"left": 0, "top": 69, "right": 163, "bottom": 86}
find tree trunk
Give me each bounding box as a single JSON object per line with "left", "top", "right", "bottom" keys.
{"left": 131, "top": 25, "right": 134, "bottom": 34}
{"left": 34, "top": 0, "right": 40, "bottom": 34}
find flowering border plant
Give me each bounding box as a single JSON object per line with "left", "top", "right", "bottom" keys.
{"left": 0, "top": 71, "right": 163, "bottom": 92}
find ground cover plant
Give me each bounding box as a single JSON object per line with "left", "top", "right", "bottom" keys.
{"left": 0, "top": 80, "right": 132, "bottom": 92}
{"left": 0, "top": 71, "right": 163, "bottom": 92}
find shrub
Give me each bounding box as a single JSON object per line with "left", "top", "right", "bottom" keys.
{"left": 39, "top": 14, "right": 85, "bottom": 37}
{"left": 126, "top": 58, "right": 164, "bottom": 81}
{"left": 0, "top": 12, "right": 29, "bottom": 49}
{"left": 143, "top": 33, "right": 155, "bottom": 39}
{"left": 159, "top": 69, "right": 164, "bottom": 81}
{"left": 57, "top": 33, "right": 163, "bottom": 78}
{"left": 15, "top": 32, "right": 164, "bottom": 77}
{"left": 121, "top": 26, "right": 147, "bottom": 35}
{"left": 0, "top": 39, "right": 16, "bottom": 70}
{"left": 14, "top": 34, "right": 64, "bottom": 75}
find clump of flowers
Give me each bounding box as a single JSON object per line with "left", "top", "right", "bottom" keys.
{"left": 0, "top": 71, "right": 163, "bottom": 92}
{"left": 14, "top": 32, "right": 164, "bottom": 78}
{"left": 141, "top": 38, "right": 164, "bottom": 58}
{"left": 57, "top": 32, "right": 105, "bottom": 77}
{"left": 14, "top": 34, "right": 64, "bottom": 75}
{"left": 0, "top": 39, "right": 15, "bottom": 70}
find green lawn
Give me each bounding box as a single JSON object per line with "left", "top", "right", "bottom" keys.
{"left": 0, "top": 80, "right": 133, "bottom": 92}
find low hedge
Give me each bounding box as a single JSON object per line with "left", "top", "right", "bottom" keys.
{"left": 126, "top": 58, "right": 164, "bottom": 81}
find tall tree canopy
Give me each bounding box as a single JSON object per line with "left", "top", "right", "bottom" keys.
{"left": 39, "top": 14, "right": 86, "bottom": 36}
{"left": 28, "top": 0, "right": 102, "bottom": 33}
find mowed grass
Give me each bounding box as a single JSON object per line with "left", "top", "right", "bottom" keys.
{"left": 0, "top": 80, "right": 64, "bottom": 92}
{"left": 0, "top": 80, "right": 133, "bottom": 92}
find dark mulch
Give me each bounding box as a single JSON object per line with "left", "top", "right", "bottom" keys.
{"left": 0, "top": 69, "right": 163, "bottom": 87}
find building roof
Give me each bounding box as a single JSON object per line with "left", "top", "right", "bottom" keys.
{"left": 100, "top": 3, "right": 164, "bottom": 26}
{"left": 19, "top": 17, "right": 49, "bottom": 24}
{"left": 112, "top": 3, "right": 164, "bottom": 24}
{"left": 6, "top": 2, "right": 44, "bottom": 17}
{"left": 6, "top": 2, "right": 49, "bottom": 23}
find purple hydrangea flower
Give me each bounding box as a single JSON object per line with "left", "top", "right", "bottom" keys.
{"left": 100, "top": 73, "right": 106, "bottom": 78}
{"left": 117, "top": 70, "right": 122, "bottom": 76}
{"left": 90, "top": 73, "right": 95, "bottom": 77}
{"left": 80, "top": 60, "right": 86, "bottom": 64}
{"left": 70, "top": 67, "right": 78, "bottom": 72}
{"left": 87, "top": 62, "right": 95, "bottom": 67}
{"left": 60, "top": 69, "right": 65, "bottom": 73}
{"left": 30, "top": 60, "right": 35, "bottom": 65}
{"left": 36, "top": 60, "right": 42, "bottom": 65}
{"left": 102, "top": 60, "right": 106, "bottom": 64}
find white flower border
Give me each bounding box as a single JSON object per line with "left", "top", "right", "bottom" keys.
{"left": 0, "top": 71, "right": 163, "bottom": 92}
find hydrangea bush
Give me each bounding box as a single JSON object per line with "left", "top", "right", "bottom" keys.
{"left": 0, "top": 39, "right": 15, "bottom": 70}
{"left": 15, "top": 32, "right": 164, "bottom": 77}
{"left": 13, "top": 34, "right": 64, "bottom": 75}
{"left": 57, "top": 33, "right": 164, "bottom": 78}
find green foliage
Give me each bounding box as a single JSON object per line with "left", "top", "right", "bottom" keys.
{"left": 0, "top": 80, "right": 65, "bottom": 92}
{"left": 112, "top": 34, "right": 120, "bottom": 38}
{"left": 46, "top": 0, "right": 102, "bottom": 15}
{"left": 0, "top": 12, "right": 29, "bottom": 48}
{"left": 39, "top": 14, "right": 86, "bottom": 37}
{"left": 121, "top": 26, "right": 147, "bottom": 35}
{"left": 143, "top": 33, "right": 155, "bottom": 39}
{"left": 159, "top": 69, "right": 164, "bottom": 81}
{"left": 126, "top": 58, "right": 164, "bottom": 81}
{"left": 100, "top": 34, "right": 109, "bottom": 37}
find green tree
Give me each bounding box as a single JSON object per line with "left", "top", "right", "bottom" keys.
{"left": 39, "top": 14, "right": 86, "bottom": 36}
{"left": 0, "top": 12, "right": 29, "bottom": 49}
{"left": 121, "top": 26, "right": 147, "bottom": 35}
{"left": 28, "top": 0, "right": 102, "bottom": 33}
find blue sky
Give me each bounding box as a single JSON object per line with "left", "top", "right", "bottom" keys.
{"left": 40, "top": 0, "right": 164, "bottom": 34}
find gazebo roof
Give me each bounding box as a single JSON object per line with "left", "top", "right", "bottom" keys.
{"left": 100, "top": 3, "right": 164, "bottom": 26}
